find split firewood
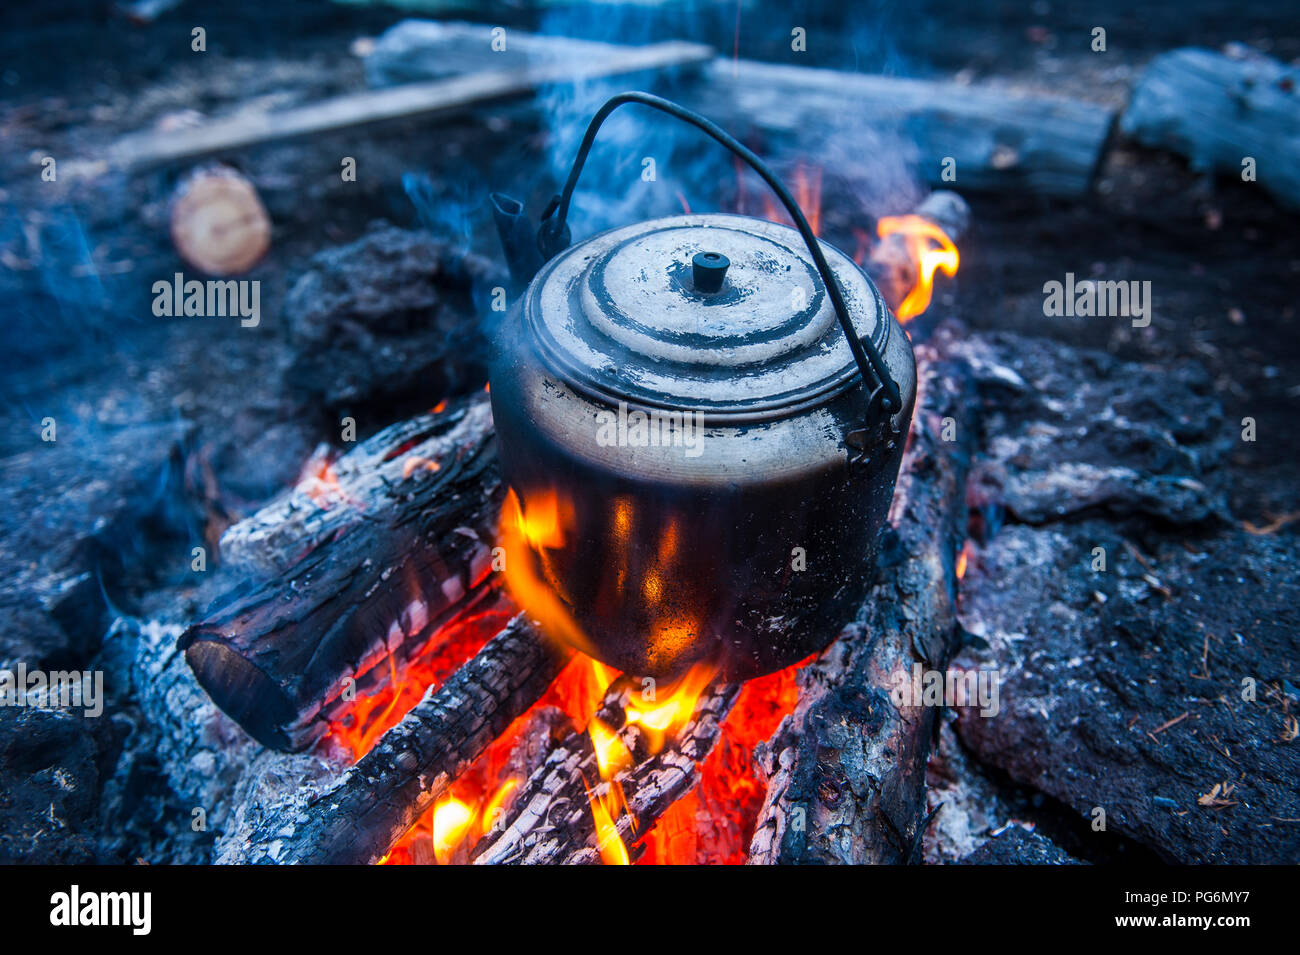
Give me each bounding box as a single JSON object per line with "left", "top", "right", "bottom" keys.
{"left": 180, "top": 392, "right": 502, "bottom": 751}
{"left": 747, "top": 337, "right": 978, "bottom": 864}
{"left": 232, "top": 615, "right": 571, "bottom": 864}
{"left": 1121, "top": 46, "right": 1300, "bottom": 211}
{"left": 472, "top": 680, "right": 740, "bottom": 865}
{"left": 170, "top": 166, "right": 271, "bottom": 276}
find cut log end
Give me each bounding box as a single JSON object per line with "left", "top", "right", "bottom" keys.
{"left": 170, "top": 166, "right": 272, "bottom": 276}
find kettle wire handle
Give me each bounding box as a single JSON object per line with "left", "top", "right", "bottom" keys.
{"left": 540, "top": 90, "right": 902, "bottom": 425}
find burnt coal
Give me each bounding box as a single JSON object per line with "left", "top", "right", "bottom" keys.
{"left": 282, "top": 223, "right": 504, "bottom": 415}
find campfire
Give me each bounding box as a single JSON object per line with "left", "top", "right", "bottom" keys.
{"left": 181, "top": 165, "right": 965, "bottom": 864}
{"left": 6, "top": 6, "right": 1297, "bottom": 884}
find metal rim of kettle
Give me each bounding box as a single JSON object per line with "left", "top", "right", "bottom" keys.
{"left": 507, "top": 91, "right": 904, "bottom": 446}
{"left": 519, "top": 212, "right": 895, "bottom": 428}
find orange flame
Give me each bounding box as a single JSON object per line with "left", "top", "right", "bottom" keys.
{"left": 625, "top": 662, "right": 717, "bottom": 754}
{"left": 586, "top": 779, "right": 632, "bottom": 866}
{"left": 481, "top": 777, "right": 519, "bottom": 833}
{"left": 431, "top": 796, "right": 475, "bottom": 865}
{"left": 296, "top": 447, "right": 348, "bottom": 509}
{"left": 497, "top": 488, "right": 598, "bottom": 658}
{"left": 589, "top": 717, "right": 633, "bottom": 779}
{"left": 638, "top": 659, "right": 804, "bottom": 864}
{"left": 956, "top": 541, "right": 971, "bottom": 580}
{"left": 743, "top": 161, "right": 823, "bottom": 237}
{"left": 792, "top": 163, "right": 822, "bottom": 237}
{"left": 875, "top": 214, "right": 959, "bottom": 320}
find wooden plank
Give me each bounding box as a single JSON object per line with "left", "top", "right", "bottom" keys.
{"left": 105, "top": 40, "right": 714, "bottom": 170}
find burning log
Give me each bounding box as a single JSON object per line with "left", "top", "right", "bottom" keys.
{"left": 472, "top": 678, "right": 741, "bottom": 865}
{"left": 233, "top": 615, "right": 571, "bottom": 864}
{"left": 747, "top": 336, "right": 978, "bottom": 864}
{"left": 180, "top": 393, "right": 501, "bottom": 751}
{"left": 1120, "top": 46, "right": 1300, "bottom": 210}
{"left": 866, "top": 190, "right": 969, "bottom": 320}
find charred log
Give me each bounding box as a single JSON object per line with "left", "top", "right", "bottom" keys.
{"left": 747, "top": 338, "right": 978, "bottom": 864}
{"left": 866, "top": 190, "right": 970, "bottom": 315}
{"left": 180, "top": 393, "right": 501, "bottom": 751}
{"left": 231, "top": 615, "right": 570, "bottom": 864}
{"left": 472, "top": 680, "right": 740, "bottom": 865}
{"left": 279, "top": 225, "right": 504, "bottom": 415}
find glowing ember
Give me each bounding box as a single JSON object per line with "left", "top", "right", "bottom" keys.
{"left": 296, "top": 446, "right": 348, "bottom": 509}
{"left": 379, "top": 649, "right": 622, "bottom": 865}
{"left": 637, "top": 659, "right": 804, "bottom": 864}
{"left": 400, "top": 455, "right": 441, "bottom": 479}
{"left": 326, "top": 603, "right": 512, "bottom": 760}
{"left": 956, "top": 541, "right": 972, "bottom": 580}
{"left": 368, "top": 595, "right": 804, "bottom": 864}
{"left": 875, "top": 214, "right": 960, "bottom": 320}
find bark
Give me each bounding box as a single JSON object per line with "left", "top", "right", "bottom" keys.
{"left": 748, "top": 337, "right": 979, "bottom": 864}
{"left": 180, "top": 393, "right": 502, "bottom": 751}
{"left": 229, "top": 615, "right": 571, "bottom": 864}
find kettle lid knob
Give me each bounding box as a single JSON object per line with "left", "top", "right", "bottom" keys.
{"left": 691, "top": 250, "right": 730, "bottom": 294}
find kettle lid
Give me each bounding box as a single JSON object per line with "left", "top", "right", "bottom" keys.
{"left": 523, "top": 213, "right": 889, "bottom": 420}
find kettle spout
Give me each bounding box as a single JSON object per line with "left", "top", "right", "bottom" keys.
{"left": 490, "top": 192, "right": 544, "bottom": 288}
